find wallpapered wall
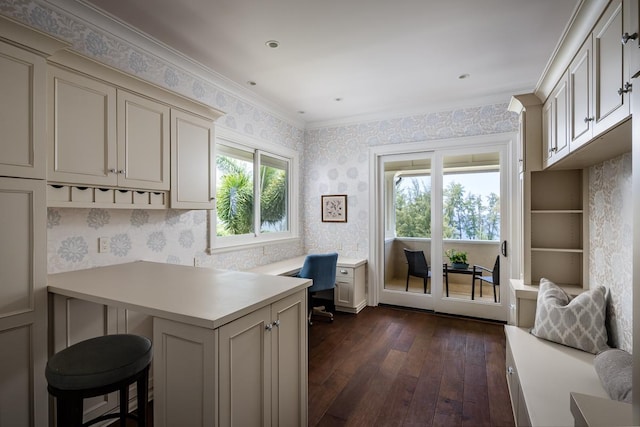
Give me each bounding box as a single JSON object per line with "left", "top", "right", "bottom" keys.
{"left": 589, "top": 153, "right": 632, "bottom": 353}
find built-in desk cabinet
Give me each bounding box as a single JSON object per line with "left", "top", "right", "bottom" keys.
{"left": 335, "top": 261, "right": 367, "bottom": 313}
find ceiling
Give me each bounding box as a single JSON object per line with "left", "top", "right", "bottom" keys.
{"left": 83, "top": 0, "right": 579, "bottom": 126}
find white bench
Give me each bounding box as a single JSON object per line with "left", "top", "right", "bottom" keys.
{"left": 504, "top": 326, "right": 609, "bottom": 426}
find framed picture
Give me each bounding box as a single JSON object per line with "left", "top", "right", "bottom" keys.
{"left": 321, "top": 194, "right": 347, "bottom": 222}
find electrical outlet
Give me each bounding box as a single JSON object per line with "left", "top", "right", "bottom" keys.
{"left": 194, "top": 257, "right": 202, "bottom": 267}
{"left": 98, "top": 237, "right": 110, "bottom": 253}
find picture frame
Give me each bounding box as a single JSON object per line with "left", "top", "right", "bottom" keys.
{"left": 321, "top": 194, "right": 347, "bottom": 223}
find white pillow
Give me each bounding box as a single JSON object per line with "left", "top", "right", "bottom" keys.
{"left": 530, "top": 278, "right": 609, "bottom": 354}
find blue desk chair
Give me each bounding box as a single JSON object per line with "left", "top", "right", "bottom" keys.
{"left": 298, "top": 252, "right": 338, "bottom": 325}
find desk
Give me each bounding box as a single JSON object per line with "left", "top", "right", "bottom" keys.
{"left": 443, "top": 265, "right": 481, "bottom": 299}
{"left": 250, "top": 255, "right": 368, "bottom": 313}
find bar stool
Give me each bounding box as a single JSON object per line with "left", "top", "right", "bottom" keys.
{"left": 45, "top": 334, "right": 152, "bottom": 427}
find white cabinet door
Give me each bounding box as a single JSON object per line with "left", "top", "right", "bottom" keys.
{"left": 0, "top": 41, "right": 46, "bottom": 179}
{"left": 153, "top": 317, "right": 217, "bottom": 427}
{"left": 0, "top": 178, "right": 47, "bottom": 427}
{"left": 48, "top": 66, "right": 117, "bottom": 186}
{"left": 170, "top": 109, "right": 215, "bottom": 209}
{"left": 626, "top": 0, "right": 640, "bottom": 77}
{"left": 218, "top": 305, "right": 272, "bottom": 427}
{"left": 270, "top": 292, "right": 307, "bottom": 427}
{"left": 117, "top": 90, "right": 170, "bottom": 190}
{"left": 219, "top": 290, "right": 307, "bottom": 427}
{"left": 569, "top": 36, "right": 593, "bottom": 152}
{"left": 543, "top": 72, "right": 569, "bottom": 168}
{"left": 593, "top": 0, "right": 629, "bottom": 134}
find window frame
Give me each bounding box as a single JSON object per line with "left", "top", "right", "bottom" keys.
{"left": 208, "top": 127, "right": 299, "bottom": 253}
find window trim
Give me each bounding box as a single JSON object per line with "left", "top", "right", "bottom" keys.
{"left": 208, "top": 126, "right": 299, "bottom": 253}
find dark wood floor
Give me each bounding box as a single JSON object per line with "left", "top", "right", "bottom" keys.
{"left": 308, "top": 305, "right": 515, "bottom": 427}
{"left": 114, "top": 305, "right": 514, "bottom": 426}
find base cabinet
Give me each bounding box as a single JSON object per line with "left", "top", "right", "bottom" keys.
{"left": 334, "top": 261, "right": 366, "bottom": 313}
{"left": 154, "top": 290, "right": 307, "bottom": 427}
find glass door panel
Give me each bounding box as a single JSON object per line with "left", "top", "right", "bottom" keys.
{"left": 380, "top": 153, "right": 434, "bottom": 311}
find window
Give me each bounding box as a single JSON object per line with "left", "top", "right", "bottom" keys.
{"left": 395, "top": 174, "right": 432, "bottom": 238}
{"left": 211, "top": 128, "right": 298, "bottom": 251}
{"left": 442, "top": 170, "right": 500, "bottom": 241}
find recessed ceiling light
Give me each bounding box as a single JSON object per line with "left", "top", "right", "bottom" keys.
{"left": 247, "top": 81, "right": 257, "bottom": 86}
{"left": 297, "top": 110, "right": 305, "bottom": 114}
{"left": 335, "top": 97, "right": 343, "bottom": 102}
{"left": 458, "top": 73, "right": 470, "bottom": 80}
{"left": 265, "top": 40, "right": 280, "bottom": 48}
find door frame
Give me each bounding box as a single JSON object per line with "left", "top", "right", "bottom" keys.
{"left": 368, "top": 132, "right": 518, "bottom": 322}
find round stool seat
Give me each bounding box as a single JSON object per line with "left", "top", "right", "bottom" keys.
{"left": 46, "top": 334, "right": 152, "bottom": 392}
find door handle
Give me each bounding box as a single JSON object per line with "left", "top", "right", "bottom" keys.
{"left": 501, "top": 241, "right": 508, "bottom": 257}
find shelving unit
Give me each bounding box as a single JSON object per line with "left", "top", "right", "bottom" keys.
{"left": 528, "top": 169, "right": 586, "bottom": 287}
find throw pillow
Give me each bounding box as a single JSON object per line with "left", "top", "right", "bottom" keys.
{"left": 530, "top": 278, "right": 609, "bottom": 354}
{"left": 594, "top": 349, "right": 633, "bottom": 403}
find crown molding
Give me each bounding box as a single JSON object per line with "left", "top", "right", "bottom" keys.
{"left": 305, "top": 90, "right": 517, "bottom": 130}
{"left": 42, "top": 0, "right": 306, "bottom": 130}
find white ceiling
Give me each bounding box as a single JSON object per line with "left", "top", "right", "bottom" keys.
{"left": 83, "top": 0, "right": 579, "bottom": 126}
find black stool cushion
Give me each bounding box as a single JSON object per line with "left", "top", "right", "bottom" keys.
{"left": 46, "top": 334, "right": 152, "bottom": 391}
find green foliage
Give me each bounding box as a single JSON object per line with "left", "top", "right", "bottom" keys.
{"left": 395, "top": 177, "right": 500, "bottom": 240}
{"left": 445, "top": 248, "right": 467, "bottom": 264}
{"left": 395, "top": 178, "right": 431, "bottom": 238}
{"left": 216, "top": 156, "right": 287, "bottom": 236}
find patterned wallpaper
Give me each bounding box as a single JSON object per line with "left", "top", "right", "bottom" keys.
{"left": 589, "top": 153, "right": 633, "bottom": 353}
{"left": 303, "top": 105, "right": 518, "bottom": 257}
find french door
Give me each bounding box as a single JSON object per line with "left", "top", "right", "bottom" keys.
{"left": 369, "top": 133, "right": 516, "bottom": 322}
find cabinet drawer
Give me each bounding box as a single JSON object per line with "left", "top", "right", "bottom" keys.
{"left": 336, "top": 267, "right": 353, "bottom": 281}
{"left": 94, "top": 188, "right": 114, "bottom": 203}
{"left": 71, "top": 186, "right": 93, "bottom": 202}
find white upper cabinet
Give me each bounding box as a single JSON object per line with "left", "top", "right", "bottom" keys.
{"left": 0, "top": 40, "right": 47, "bottom": 179}
{"left": 626, "top": 0, "right": 640, "bottom": 77}
{"left": 48, "top": 66, "right": 118, "bottom": 186}
{"left": 543, "top": 71, "right": 570, "bottom": 168}
{"left": 117, "top": 90, "right": 170, "bottom": 191}
{"left": 569, "top": 36, "right": 593, "bottom": 151}
{"left": 592, "top": 0, "right": 629, "bottom": 135}
{"left": 48, "top": 66, "right": 171, "bottom": 190}
{"left": 570, "top": 0, "right": 630, "bottom": 153}
{"left": 170, "top": 109, "right": 215, "bottom": 209}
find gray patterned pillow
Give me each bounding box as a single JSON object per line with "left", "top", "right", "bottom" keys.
{"left": 531, "top": 278, "right": 609, "bottom": 354}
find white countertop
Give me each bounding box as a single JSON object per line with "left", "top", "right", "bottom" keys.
{"left": 48, "top": 261, "right": 311, "bottom": 329}
{"left": 249, "top": 255, "right": 367, "bottom": 276}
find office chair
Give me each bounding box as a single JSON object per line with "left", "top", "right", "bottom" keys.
{"left": 298, "top": 252, "right": 339, "bottom": 325}
{"left": 472, "top": 255, "right": 500, "bottom": 302}
{"left": 404, "top": 248, "right": 431, "bottom": 293}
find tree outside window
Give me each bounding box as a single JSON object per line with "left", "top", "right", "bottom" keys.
{"left": 216, "top": 145, "right": 288, "bottom": 237}
{"left": 395, "top": 171, "right": 500, "bottom": 240}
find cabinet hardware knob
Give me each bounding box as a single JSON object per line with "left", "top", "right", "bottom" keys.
{"left": 265, "top": 323, "right": 273, "bottom": 331}
{"left": 622, "top": 32, "right": 638, "bottom": 44}
{"left": 273, "top": 320, "right": 280, "bottom": 328}
{"left": 618, "top": 82, "right": 633, "bottom": 95}
{"left": 508, "top": 366, "right": 514, "bottom": 375}
{"left": 109, "top": 168, "right": 117, "bottom": 174}
{"left": 118, "top": 169, "right": 126, "bottom": 174}
{"left": 584, "top": 117, "right": 594, "bottom": 123}
{"left": 340, "top": 269, "right": 348, "bottom": 274}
